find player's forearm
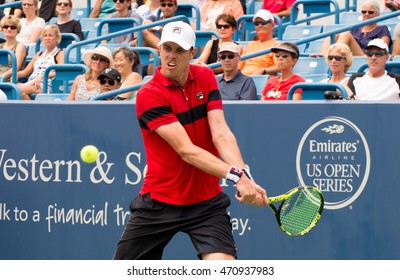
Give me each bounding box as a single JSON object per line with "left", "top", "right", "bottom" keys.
{"left": 213, "top": 130, "right": 246, "bottom": 169}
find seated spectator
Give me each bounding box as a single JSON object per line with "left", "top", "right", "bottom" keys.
{"left": 217, "top": 42, "right": 257, "bottom": 100}
{"left": 55, "top": 0, "right": 84, "bottom": 41}
{"left": 261, "top": 42, "right": 305, "bottom": 100}
{"left": 319, "top": 0, "right": 391, "bottom": 56}
{"left": 346, "top": 39, "right": 400, "bottom": 100}
{"left": 193, "top": 13, "right": 242, "bottom": 74}
{"left": 8, "top": 1, "right": 24, "bottom": 19}
{"left": 17, "top": 25, "right": 64, "bottom": 100}
{"left": 69, "top": 46, "right": 113, "bottom": 100}
{"left": 38, "top": 0, "right": 56, "bottom": 22}
{"left": 101, "top": 0, "right": 142, "bottom": 45}
{"left": 142, "top": 0, "right": 177, "bottom": 50}
{"left": 17, "top": 0, "right": 46, "bottom": 46}
{"left": 320, "top": 43, "right": 353, "bottom": 85}
{"left": 0, "top": 15, "right": 27, "bottom": 82}
{"left": 112, "top": 46, "right": 143, "bottom": 100}
{"left": 201, "top": 0, "right": 243, "bottom": 31}
{"left": 238, "top": 9, "right": 280, "bottom": 76}
{"left": 98, "top": 67, "right": 122, "bottom": 93}
{"left": 137, "top": 0, "right": 160, "bottom": 22}
{"left": 89, "top": 0, "right": 116, "bottom": 19}
{"left": 262, "top": 0, "right": 296, "bottom": 19}
{"left": 392, "top": 22, "right": 400, "bottom": 58}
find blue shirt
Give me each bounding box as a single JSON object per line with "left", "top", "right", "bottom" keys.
{"left": 217, "top": 70, "right": 257, "bottom": 100}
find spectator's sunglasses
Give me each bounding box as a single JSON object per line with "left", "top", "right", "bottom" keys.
{"left": 2, "top": 25, "right": 17, "bottom": 30}
{"left": 216, "top": 24, "right": 231, "bottom": 29}
{"left": 113, "top": 0, "right": 129, "bottom": 3}
{"left": 100, "top": 78, "right": 116, "bottom": 86}
{"left": 92, "top": 55, "right": 109, "bottom": 63}
{"left": 253, "top": 20, "right": 272, "bottom": 26}
{"left": 57, "top": 2, "right": 70, "bottom": 7}
{"left": 327, "top": 55, "right": 345, "bottom": 61}
{"left": 160, "top": 3, "right": 175, "bottom": 7}
{"left": 361, "top": 10, "right": 375, "bottom": 15}
{"left": 365, "top": 51, "right": 386, "bottom": 57}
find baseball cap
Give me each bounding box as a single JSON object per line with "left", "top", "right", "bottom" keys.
{"left": 161, "top": 0, "right": 177, "bottom": 4}
{"left": 253, "top": 9, "right": 274, "bottom": 22}
{"left": 365, "top": 38, "right": 389, "bottom": 52}
{"left": 97, "top": 68, "right": 122, "bottom": 83}
{"left": 271, "top": 43, "right": 300, "bottom": 58}
{"left": 218, "top": 42, "right": 240, "bottom": 54}
{"left": 158, "top": 21, "right": 196, "bottom": 50}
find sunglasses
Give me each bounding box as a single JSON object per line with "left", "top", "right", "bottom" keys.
{"left": 218, "top": 54, "right": 237, "bottom": 60}
{"left": 160, "top": 3, "right": 175, "bottom": 7}
{"left": 275, "top": 53, "right": 290, "bottom": 58}
{"left": 216, "top": 24, "right": 231, "bottom": 29}
{"left": 365, "top": 51, "right": 385, "bottom": 57}
{"left": 57, "top": 2, "right": 70, "bottom": 6}
{"left": 327, "top": 55, "right": 345, "bottom": 61}
{"left": 361, "top": 10, "right": 375, "bottom": 15}
{"left": 92, "top": 55, "right": 109, "bottom": 63}
{"left": 113, "top": 0, "right": 128, "bottom": 3}
{"left": 2, "top": 25, "right": 17, "bottom": 30}
{"left": 253, "top": 20, "right": 271, "bottom": 26}
{"left": 100, "top": 78, "right": 116, "bottom": 86}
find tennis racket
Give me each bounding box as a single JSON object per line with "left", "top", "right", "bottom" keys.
{"left": 239, "top": 186, "right": 324, "bottom": 236}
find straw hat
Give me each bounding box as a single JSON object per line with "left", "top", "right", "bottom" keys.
{"left": 83, "top": 46, "right": 114, "bottom": 67}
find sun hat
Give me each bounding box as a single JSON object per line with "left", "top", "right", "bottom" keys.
{"left": 158, "top": 21, "right": 196, "bottom": 50}
{"left": 218, "top": 42, "right": 240, "bottom": 54}
{"left": 83, "top": 46, "right": 114, "bottom": 67}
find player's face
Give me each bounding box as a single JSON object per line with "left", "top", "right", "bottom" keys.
{"left": 160, "top": 42, "right": 196, "bottom": 85}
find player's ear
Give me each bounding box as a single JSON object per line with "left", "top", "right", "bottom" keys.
{"left": 189, "top": 47, "right": 197, "bottom": 59}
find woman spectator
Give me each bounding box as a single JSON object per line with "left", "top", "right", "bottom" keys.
{"left": 320, "top": 43, "right": 353, "bottom": 85}
{"left": 55, "top": 0, "right": 84, "bottom": 41}
{"left": 68, "top": 46, "right": 113, "bottom": 100}
{"left": 200, "top": 0, "right": 243, "bottom": 30}
{"left": 112, "top": 46, "right": 143, "bottom": 100}
{"left": 193, "top": 13, "right": 242, "bottom": 74}
{"left": 89, "top": 0, "right": 116, "bottom": 19}
{"left": 261, "top": 42, "right": 305, "bottom": 100}
{"left": 0, "top": 15, "right": 27, "bottom": 82}
{"left": 17, "top": 25, "right": 64, "bottom": 100}
{"left": 320, "top": 0, "right": 391, "bottom": 56}
{"left": 16, "top": 0, "right": 46, "bottom": 46}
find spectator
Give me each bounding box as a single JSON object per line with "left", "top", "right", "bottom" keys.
{"left": 261, "top": 42, "right": 305, "bottom": 100}
{"left": 69, "top": 46, "right": 113, "bottom": 100}
{"left": 319, "top": 0, "right": 391, "bottom": 56}
{"left": 98, "top": 67, "right": 122, "bottom": 93}
{"left": 142, "top": 0, "right": 177, "bottom": 50}
{"left": 16, "top": 0, "right": 46, "bottom": 46}
{"left": 137, "top": 0, "right": 160, "bottom": 21}
{"left": 320, "top": 43, "right": 353, "bottom": 85}
{"left": 392, "top": 22, "right": 400, "bottom": 58}
{"left": 0, "top": 15, "right": 27, "bottom": 82}
{"left": 262, "top": 0, "right": 296, "bottom": 19}
{"left": 193, "top": 13, "right": 242, "bottom": 74}
{"left": 101, "top": 0, "right": 142, "bottom": 45}
{"left": 17, "top": 25, "right": 64, "bottom": 100}
{"left": 217, "top": 42, "right": 257, "bottom": 100}
{"left": 238, "top": 9, "right": 280, "bottom": 76}
{"left": 8, "top": 1, "right": 24, "bottom": 19}
{"left": 200, "top": 0, "right": 243, "bottom": 31}
{"left": 38, "top": 0, "right": 57, "bottom": 22}
{"left": 55, "top": 0, "right": 84, "bottom": 41}
{"left": 89, "top": 0, "right": 116, "bottom": 19}
{"left": 112, "top": 46, "right": 143, "bottom": 100}
{"left": 346, "top": 39, "right": 400, "bottom": 100}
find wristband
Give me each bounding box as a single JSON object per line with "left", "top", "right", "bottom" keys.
{"left": 226, "top": 166, "right": 244, "bottom": 184}
{"left": 243, "top": 168, "right": 253, "bottom": 180}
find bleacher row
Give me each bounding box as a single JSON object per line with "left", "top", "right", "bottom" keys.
{"left": 1, "top": 0, "right": 400, "bottom": 101}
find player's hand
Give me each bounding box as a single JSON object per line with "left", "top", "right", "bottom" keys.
{"left": 235, "top": 176, "right": 268, "bottom": 208}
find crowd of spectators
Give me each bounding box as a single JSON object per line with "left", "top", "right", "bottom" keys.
{"left": 0, "top": 0, "right": 399, "bottom": 101}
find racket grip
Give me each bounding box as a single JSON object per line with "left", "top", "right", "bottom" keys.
{"left": 236, "top": 191, "right": 242, "bottom": 197}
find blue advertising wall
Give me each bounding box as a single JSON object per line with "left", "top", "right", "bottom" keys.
{"left": 0, "top": 100, "right": 399, "bottom": 260}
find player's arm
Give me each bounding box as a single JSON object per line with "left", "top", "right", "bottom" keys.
{"left": 154, "top": 121, "right": 267, "bottom": 207}
{"left": 207, "top": 109, "right": 268, "bottom": 206}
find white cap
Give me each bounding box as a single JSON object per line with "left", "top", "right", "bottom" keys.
{"left": 218, "top": 42, "right": 240, "bottom": 54}
{"left": 158, "top": 21, "right": 196, "bottom": 50}
{"left": 366, "top": 38, "right": 389, "bottom": 52}
{"left": 253, "top": 9, "right": 274, "bottom": 22}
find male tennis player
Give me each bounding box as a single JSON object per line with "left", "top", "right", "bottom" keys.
{"left": 113, "top": 21, "right": 268, "bottom": 260}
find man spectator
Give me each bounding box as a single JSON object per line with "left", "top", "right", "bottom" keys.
{"left": 98, "top": 67, "right": 122, "bottom": 93}
{"left": 238, "top": 9, "right": 280, "bottom": 76}
{"left": 137, "top": 0, "right": 160, "bottom": 22}
{"left": 101, "top": 0, "right": 142, "bottom": 45}
{"left": 217, "top": 42, "right": 257, "bottom": 100}
{"left": 262, "top": 0, "right": 296, "bottom": 19}
{"left": 346, "top": 39, "right": 400, "bottom": 100}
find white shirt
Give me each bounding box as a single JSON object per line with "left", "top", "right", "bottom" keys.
{"left": 351, "top": 71, "right": 400, "bottom": 100}
{"left": 16, "top": 17, "right": 46, "bottom": 45}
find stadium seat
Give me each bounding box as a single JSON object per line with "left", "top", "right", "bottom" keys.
{"left": 0, "top": 49, "right": 17, "bottom": 83}
{"left": 357, "top": 61, "right": 400, "bottom": 75}
{"left": 194, "top": 30, "right": 219, "bottom": 58}
{"left": 80, "top": 18, "right": 102, "bottom": 32}
{"left": 0, "top": 83, "right": 22, "bottom": 100}
{"left": 340, "top": 12, "right": 362, "bottom": 25}
{"left": 251, "top": 75, "right": 269, "bottom": 99}
{"left": 97, "top": 18, "right": 142, "bottom": 44}
{"left": 34, "top": 93, "right": 70, "bottom": 101}
{"left": 42, "top": 64, "right": 87, "bottom": 94}
{"left": 293, "top": 57, "right": 329, "bottom": 75}
{"left": 346, "top": 56, "right": 368, "bottom": 74}
{"left": 131, "top": 47, "right": 160, "bottom": 76}
{"left": 176, "top": 4, "right": 201, "bottom": 30}
{"left": 282, "top": 25, "right": 323, "bottom": 42}
{"left": 71, "top": 8, "right": 90, "bottom": 20}
{"left": 301, "top": 73, "right": 329, "bottom": 82}
{"left": 287, "top": 82, "right": 348, "bottom": 100}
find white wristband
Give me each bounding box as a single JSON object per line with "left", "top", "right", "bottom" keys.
{"left": 243, "top": 168, "right": 253, "bottom": 180}
{"left": 226, "top": 166, "right": 244, "bottom": 184}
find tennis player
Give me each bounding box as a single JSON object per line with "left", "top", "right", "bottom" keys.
{"left": 113, "top": 21, "right": 268, "bottom": 260}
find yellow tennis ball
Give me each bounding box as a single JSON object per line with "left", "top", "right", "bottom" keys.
{"left": 80, "top": 145, "right": 99, "bottom": 163}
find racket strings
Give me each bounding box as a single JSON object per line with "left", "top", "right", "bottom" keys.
{"left": 279, "top": 189, "right": 322, "bottom": 235}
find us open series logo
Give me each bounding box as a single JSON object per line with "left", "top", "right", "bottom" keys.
{"left": 296, "top": 116, "right": 371, "bottom": 210}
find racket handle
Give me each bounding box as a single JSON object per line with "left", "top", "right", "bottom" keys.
{"left": 236, "top": 191, "right": 242, "bottom": 197}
